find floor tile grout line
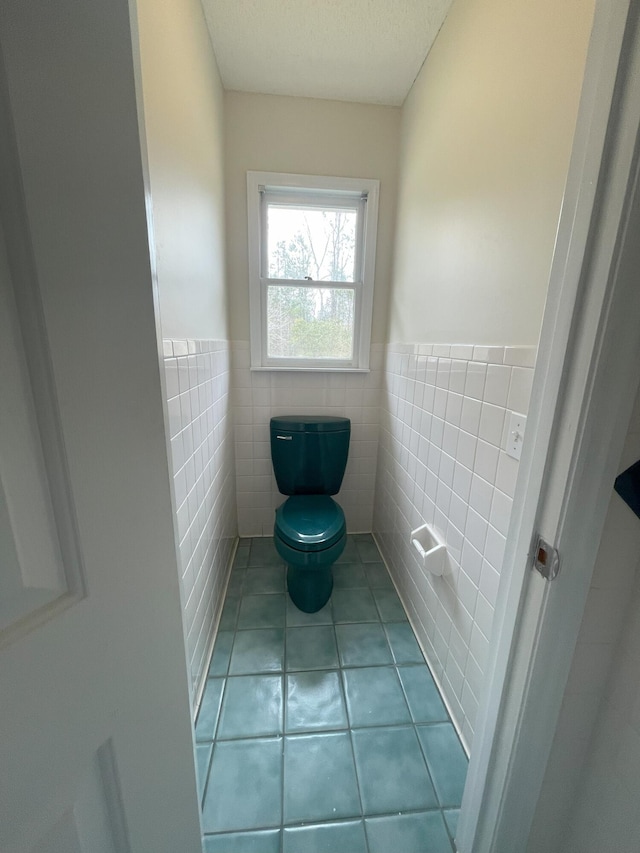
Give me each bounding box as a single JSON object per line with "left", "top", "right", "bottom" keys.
{"left": 198, "top": 742, "right": 213, "bottom": 812}
{"left": 331, "top": 617, "right": 342, "bottom": 721}
{"left": 340, "top": 576, "right": 390, "bottom": 853}
{"left": 279, "top": 701, "right": 285, "bottom": 849}
{"left": 229, "top": 618, "right": 417, "bottom": 633}
{"left": 442, "top": 807, "right": 459, "bottom": 852}
{"left": 199, "top": 716, "right": 463, "bottom": 747}
{"left": 201, "top": 804, "right": 449, "bottom": 838}
{"left": 341, "top": 717, "right": 368, "bottom": 852}
{"left": 411, "top": 718, "right": 445, "bottom": 809}
{"left": 413, "top": 723, "right": 462, "bottom": 813}
{"left": 199, "top": 675, "right": 227, "bottom": 814}
{"left": 209, "top": 677, "right": 226, "bottom": 747}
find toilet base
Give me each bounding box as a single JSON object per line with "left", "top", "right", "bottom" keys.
{"left": 274, "top": 523, "right": 345, "bottom": 614}
{"left": 287, "top": 564, "right": 333, "bottom": 613}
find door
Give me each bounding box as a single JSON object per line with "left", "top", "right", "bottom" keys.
{"left": 0, "top": 2, "right": 203, "bottom": 851}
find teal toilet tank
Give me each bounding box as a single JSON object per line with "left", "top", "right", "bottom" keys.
{"left": 270, "top": 416, "right": 350, "bottom": 495}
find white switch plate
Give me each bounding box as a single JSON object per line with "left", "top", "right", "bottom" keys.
{"left": 507, "top": 412, "right": 527, "bottom": 460}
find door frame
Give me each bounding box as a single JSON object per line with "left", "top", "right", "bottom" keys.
{"left": 458, "top": 0, "right": 640, "bottom": 850}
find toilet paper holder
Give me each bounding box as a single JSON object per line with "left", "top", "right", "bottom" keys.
{"left": 410, "top": 524, "right": 447, "bottom": 576}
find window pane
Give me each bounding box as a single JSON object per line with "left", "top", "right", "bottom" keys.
{"left": 266, "top": 286, "right": 355, "bottom": 360}
{"left": 267, "top": 205, "right": 357, "bottom": 282}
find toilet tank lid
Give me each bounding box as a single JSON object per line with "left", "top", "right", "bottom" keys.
{"left": 270, "top": 415, "right": 350, "bottom": 433}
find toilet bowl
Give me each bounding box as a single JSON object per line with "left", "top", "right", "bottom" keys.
{"left": 270, "top": 416, "right": 350, "bottom": 613}
{"left": 274, "top": 494, "right": 346, "bottom": 612}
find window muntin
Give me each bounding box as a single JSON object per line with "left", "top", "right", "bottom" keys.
{"left": 248, "top": 172, "right": 379, "bottom": 370}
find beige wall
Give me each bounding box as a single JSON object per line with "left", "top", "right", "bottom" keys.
{"left": 224, "top": 91, "right": 401, "bottom": 343}
{"left": 136, "top": 0, "right": 228, "bottom": 341}
{"left": 389, "top": 0, "right": 595, "bottom": 345}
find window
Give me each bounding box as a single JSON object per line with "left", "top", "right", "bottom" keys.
{"left": 247, "top": 171, "right": 379, "bottom": 370}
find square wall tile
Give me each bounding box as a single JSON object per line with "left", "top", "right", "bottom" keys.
{"left": 474, "top": 440, "right": 499, "bottom": 484}
{"left": 479, "top": 403, "right": 505, "bottom": 447}
{"left": 460, "top": 397, "right": 482, "bottom": 434}
{"left": 507, "top": 366, "right": 534, "bottom": 413}
{"left": 503, "top": 346, "right": 537, "bottom": 367}
{"left": 469, "top": 474, "right": 493, "bottom": 520}
{"left": 464, "top": 363, "right": 486, "bottom": 400}
{"left": 483, "top": 365, "right": 511, "bottom": 407}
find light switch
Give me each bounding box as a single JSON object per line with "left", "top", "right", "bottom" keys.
{"left": 506, "top": 412, "right": 526, "bottom": 460}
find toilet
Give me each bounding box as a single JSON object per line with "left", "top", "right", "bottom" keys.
{"left": 270, "top": 415, "right": 350, "bottom": 612}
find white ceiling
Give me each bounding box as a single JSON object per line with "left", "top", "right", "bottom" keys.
{"left": 201, "top": 0, "right": 453, "bottom": 107}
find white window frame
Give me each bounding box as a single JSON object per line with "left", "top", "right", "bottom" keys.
{"left": 247, "top": 171, "right": 379, "bottom": 371}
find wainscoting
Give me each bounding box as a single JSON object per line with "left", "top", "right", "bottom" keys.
{"left": 374, "top": 343, "right": 535, "bottom": 749}
{"left": 163, "top": 339, "right": 237, "bottom": 705}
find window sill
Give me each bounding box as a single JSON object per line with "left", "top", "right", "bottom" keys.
{"left": 250, "top": 366, "right": 370, "bottom": 373}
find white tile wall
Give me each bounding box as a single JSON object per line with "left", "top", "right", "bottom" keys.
{"left": 163, "top": 339, "right": 237, "bottom": 707}
{"left": 231, "top": 341, "right": 384, "bottom": 537}
{"left": 373, "top": 342, "right": 536, "bottom": 749}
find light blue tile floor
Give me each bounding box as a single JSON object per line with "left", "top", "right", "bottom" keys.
{"left": 198, "top": 535, "right": 468, "bottom": 853}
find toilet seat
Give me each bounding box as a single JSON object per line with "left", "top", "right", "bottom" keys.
{"left": 275, "top": 495, "right": 345, "bottom": 552}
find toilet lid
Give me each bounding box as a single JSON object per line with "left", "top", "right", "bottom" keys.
{"left": 275, "top": 496, "right": 346, "bottom": 552}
